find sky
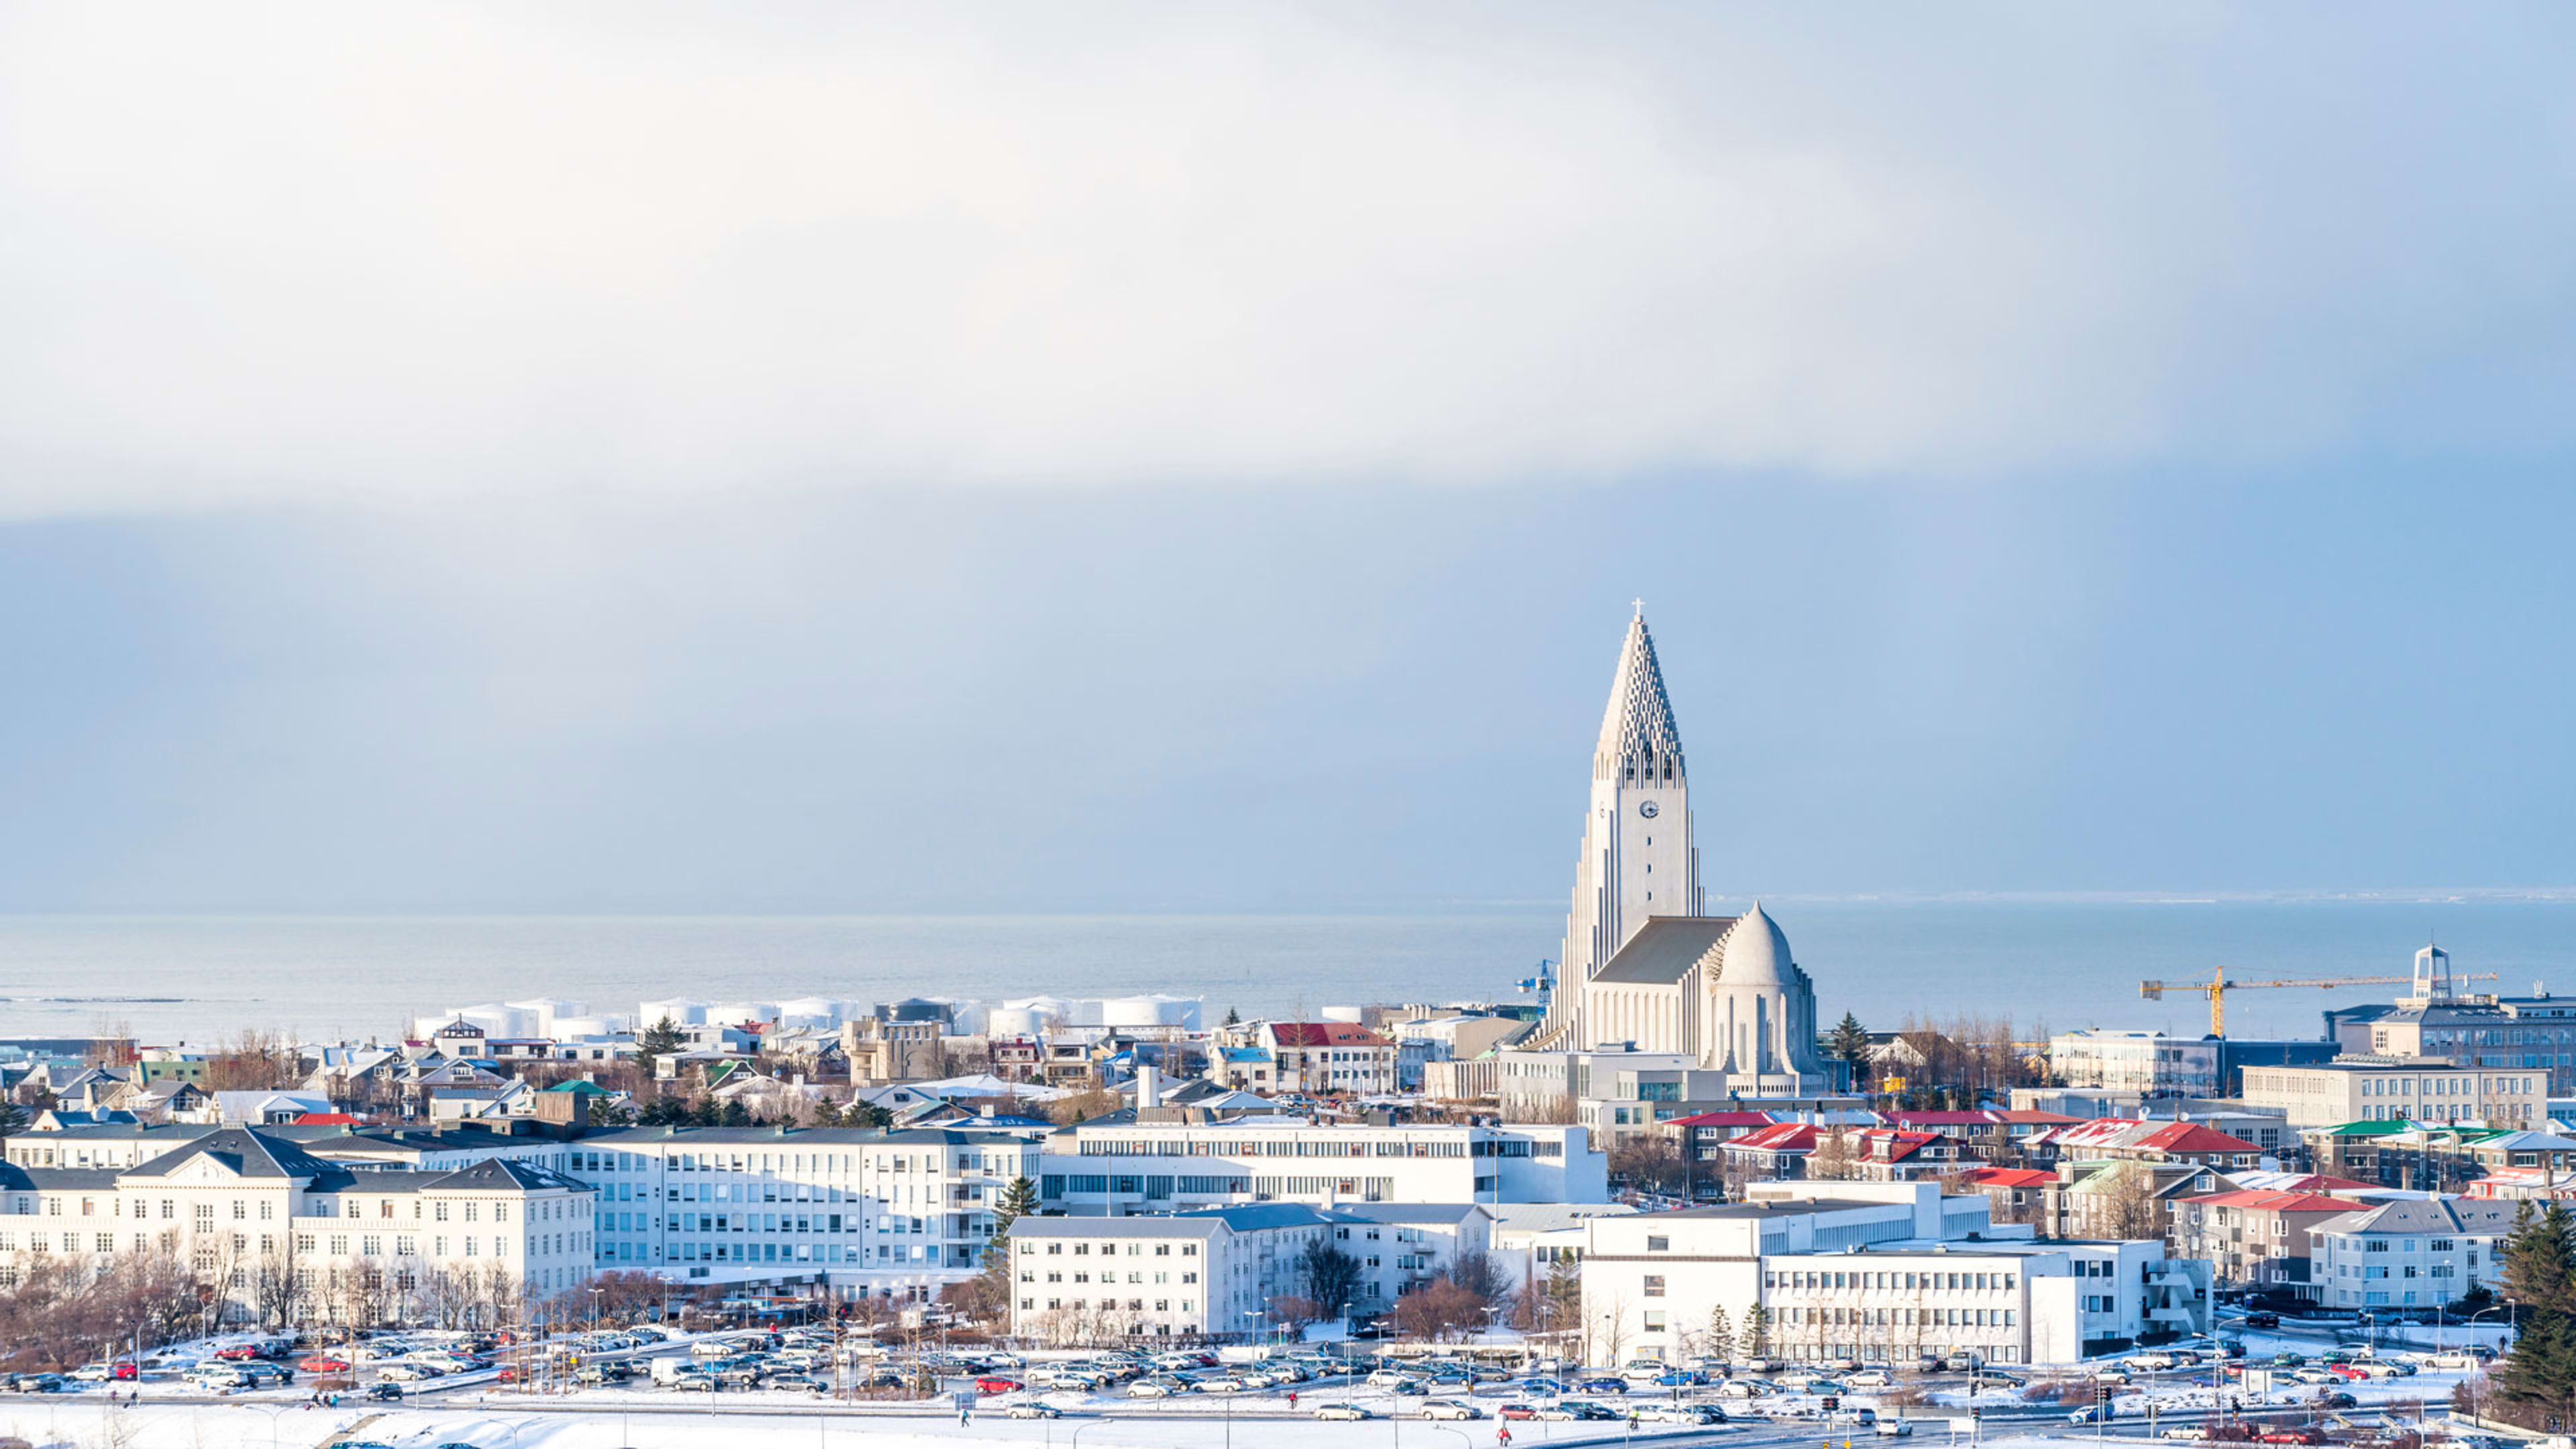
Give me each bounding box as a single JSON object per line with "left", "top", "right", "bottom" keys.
{"left": 1, "top": 4, "right": 2572, "bottom": 913}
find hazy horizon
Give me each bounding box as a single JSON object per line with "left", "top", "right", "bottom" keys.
{"left": 5, "top": 7, "right": 2572, "bottom": 916}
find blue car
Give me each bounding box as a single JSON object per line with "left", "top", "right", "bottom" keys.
{"left": 1655, "top": 1371, "right": 1707, "bottom": 1388}
{"left": 1576, "top": 1377, "right": 1630, "bottom": 1395}
{"left": 1520, "top": 1379, "right": 1568, "bottom": 1397}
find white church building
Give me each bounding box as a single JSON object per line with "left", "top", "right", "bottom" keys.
{"left": 1525, "top": 611, "right": 1835, "bottom": 1099}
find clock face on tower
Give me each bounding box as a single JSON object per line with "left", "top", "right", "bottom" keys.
{"left": 1638, "top": 801, "right": 1660, "bottom": 818}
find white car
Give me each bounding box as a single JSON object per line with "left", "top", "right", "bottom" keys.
{"left": 1849, "top": 1370, "right": 1894, "bottom": 1389}
{"left": 1005, "top": 1404, "right": 1060, "bottom": 1419}
{"left": 1316, "top": 1404, "right": 1372, "bottom": 1421}
{"left": 1126, "top": 1381, "right": 1179, "bottom": 1397}
{"left": 1717, "top": 1379, "right": 1770, "bottom": 1399}
{"left": 1366, "top": 1369, "right": 1415, "bottom": 1387}
{"left": 1876, "top": 1421, "right": 1917, "bottom": 1438}
{"left": 1419, "top": 1401, "right": 1483, "bottom": 1420}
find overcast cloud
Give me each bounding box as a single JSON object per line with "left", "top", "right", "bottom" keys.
{"left": 3, "top": 3, "right": 2571, "bottom": 516}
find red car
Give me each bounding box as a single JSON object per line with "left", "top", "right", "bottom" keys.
{"left": 1498, "top": 1405, "right": 1538, "bottom": 1421}
{"left": 2257, "top": 1432, "right": 2325, "bottom": 1446}
{"left": 2327, "top": 1364, "right": 2369, "bottom": 1381}
{"left": 215, "top": 1346, "right": 260, "bottom": 1361}
{"left": 299, "top": 1356, "right": 351, "bottom": 1373}
{"left": 975, "top": 1377, "right": 1024, "bottom": 1395}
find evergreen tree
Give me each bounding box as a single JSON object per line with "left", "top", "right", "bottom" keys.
{"left": 851, "top": 1100, "right": 894, "bottom": 1130}
{"left": 690, "top": 1095, "right": 722, "bottom": 1127}
{"left": 981, "top": 1176, "right": 1041, "bottom": 1275}
{"left": 1827, "top": 1012, "right": 1873, "bottom": 1089}
{"left": 718, "top": 1097, "right": 752, "bottom": 1127}
{"left": 1224, "top": 1006, "right": 1241, "bottom": 1027}
{"left": 1703, "top": 1303, "right": 1735, "bottom": 1369}
{"left": 1741, "top": 1304, "right": 1771, "bottom": 1359}
{"left": 635, "top": 1016, "right": 686, "bottom": 1079}
{"left": 810, "top": 1099, "right": 844, "bottom": 1128}
{"left": 2493, "top": 1202, "right": 2576, "bottom": 1426}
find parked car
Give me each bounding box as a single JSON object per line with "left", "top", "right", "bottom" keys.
{"left": 975, "top": 1377, "right": 1024, "bottom": 1395}
{"left": 364, "top": 1383, "right": 404, "bottom": 1403}
{"left": 2245, "top": 1312, "right": 2281, "bottom": 1329}
{"left": 1641, "top": 1405, "right": 1725, "bottom": 1425}
{"left": 1419, "top": 1401, "right": 1483, "bottom": 1420}
{"left": 1316, "top": 1404, "right": 1372, "bottom": 1421}
{"left": 1575, "top": 1377, "right": 1629, "bottom": 1395}
{"left": 299, "top": 1356, "right": 352, "bottom": 1374}
{"left": 1849, "top": 1370, "right": 1895, "bottom": 1389}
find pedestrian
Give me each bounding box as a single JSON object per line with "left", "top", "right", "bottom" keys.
{"left": 1499, "top": 1428, "right": 1513, "bottom": 1447}
{"left": 1289, "top": 1391, "right": 1298, "bottom": 1409}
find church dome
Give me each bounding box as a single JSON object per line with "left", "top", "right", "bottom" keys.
{"left": 1719, "top": 902, "right": 1794, "bottom": 987}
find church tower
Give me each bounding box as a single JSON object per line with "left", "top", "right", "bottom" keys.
{"left": 1539, "top": 608, "right": 1701, "bottom": 1042}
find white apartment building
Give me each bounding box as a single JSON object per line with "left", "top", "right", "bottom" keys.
{"left": 0, "top": 1128, "right": 595, "bottom": 1318}
{"left": 1006, "top": 1201, "right": 1497, "bottom": 1343}
{"left": 2049, "top": 1030, "right": 2220, "bottom": 1099}
{"left": 2243, "top": 1056, "right": 2547, "bottom": 1128}
{"left": 1579, "top": 1181, "right": 2208, "bottom": 1368}
{"left": 1037, "top": 1120, "right": 1602, "bottom": 1213}
{"left": 573, "top": 1126, "right": 1040, "bottom": 1299}
{"left": 2310, "top": 1196, "right": 2516, "bottom": 1312}
{"left": 1008, "top": 1205, "right": 1341, "bottom": 1343}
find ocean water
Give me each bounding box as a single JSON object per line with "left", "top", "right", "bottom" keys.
{"left": 0, "top": 902, "right": 2571, "bottom": 1046}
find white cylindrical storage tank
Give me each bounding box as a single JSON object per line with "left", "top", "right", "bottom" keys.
{"left": 550, "top": 1016, "right": 614, "bottom": 1039}
{"left": 639, "top": 999, "right": 708, "bottom": 1027}
{"left": 708, "top": 1002, "right": 781, "bottom": 1027}
{"left": 1322, "top": 1006, "right": 1364, "bottom": 1024}
{"left": 775, "top": 997, "right": 841, "bottom": 1028}
{"left": 1101, "top": 996, "right": 1163, "bottom": 1030}
{"left": 985, "top": 1007, "right": 1041, "bottom": 1040}
{"left": 1155, "top": 996, "right": 1203, "bottom": 1031}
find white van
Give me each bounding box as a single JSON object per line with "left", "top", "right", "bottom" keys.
{"left": 1874, "top": 1419, "right": 1916, "bottom": 1437}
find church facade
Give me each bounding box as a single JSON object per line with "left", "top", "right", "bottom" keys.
{"left": 1528, "top": 612, "right": 1833, "bottom": 1097}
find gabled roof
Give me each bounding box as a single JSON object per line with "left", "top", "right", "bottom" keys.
{"left": 1591, "top": 916, "right": 1742, "bottom": 986}
{"left": 2135, "top": 1122, "right": 2263, "bottom": 1155}
{"left": 2320, "top": 1196, "right": 2519, "bottom": 1236}
{"left": 1269, "top": 1023, "right": 1391, "bottom": 1049}
{"left": 2178, "top": 1189, "right": 2371, "bottom": 1213}
{"left": 421, "top": 1157, "right": 584, "bottom": 1193}
{"left": 1725, "top": 1123, "right": 1819, "bottom": 1153}
{"left": 126, "top": 1126, "right": 335, "bottom": 1181}
{"left": 1953, "top": 1167, "right": 2055, "bottom": 1189}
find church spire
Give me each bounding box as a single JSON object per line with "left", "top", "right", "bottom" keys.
{"left": 1593, "top": 609, "right": 1685, "bottom": 784}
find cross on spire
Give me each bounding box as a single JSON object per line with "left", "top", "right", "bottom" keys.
{"left": 1632, "top": 597, "right": 1645, "bottom": 618}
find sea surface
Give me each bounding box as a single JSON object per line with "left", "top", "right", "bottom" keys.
{"left": 0, "top": 902, "right": 2571, "bottom": 1046}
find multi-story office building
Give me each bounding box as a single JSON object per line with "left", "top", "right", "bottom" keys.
{"left": 2049, "top": 1030, "right": 2220, "bottom": 1099}
{"left": 2242, "top": 1056, "right": 2546, "bottom": 1128}
{"left": 1036, "top": 1120, "right": 1601, "bottom": 1214}
{"left": 1578, "top": 1181, "right": 2208, "bottom": 1368}
{"left": 2325, "top": 945, "right": 2576, "bottom": 1095}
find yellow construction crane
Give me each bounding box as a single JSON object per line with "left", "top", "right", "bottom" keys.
{"left": 2139, "top": 966, "right": 2498, "bottom": 1036}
